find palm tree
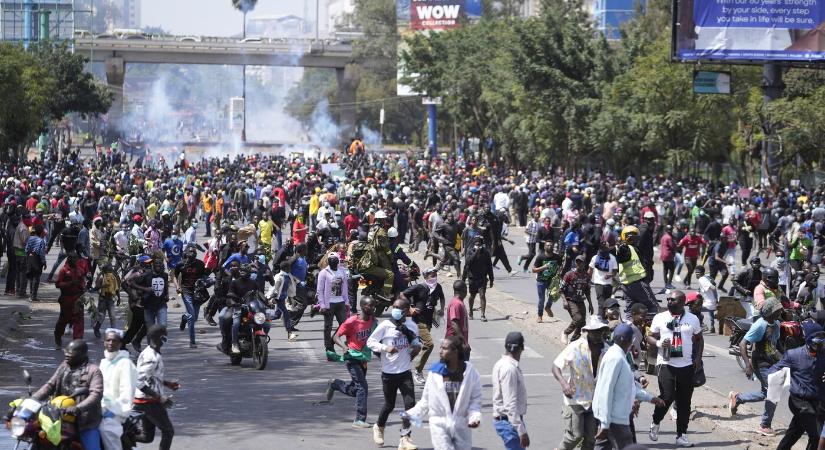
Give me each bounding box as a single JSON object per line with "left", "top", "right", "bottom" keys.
{"left": 231, "top": 0, "right": 257, "bottom": 13}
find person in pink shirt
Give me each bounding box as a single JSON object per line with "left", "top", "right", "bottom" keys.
{"left": 721, "top": 218, "right": 738, "bottom": 274}
{"left": 446, "top": 280, "right": 470, "bottom": 361}
{"left": 659, "top": 225, "right": 677, "bottom": 293}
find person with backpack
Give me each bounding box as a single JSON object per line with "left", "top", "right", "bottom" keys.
{"left": 93, "top": 264, "right": 121, "bottom": 338}
{"left": 24, "top": 223, "right": 47, "bottom": 302}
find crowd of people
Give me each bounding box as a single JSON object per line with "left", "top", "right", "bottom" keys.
{"left": 5, "top": 140, "right": 825, "bottom": 450}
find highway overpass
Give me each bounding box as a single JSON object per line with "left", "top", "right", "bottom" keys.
{"left": 74, "top": 35, "right": 360, "bottom": 140}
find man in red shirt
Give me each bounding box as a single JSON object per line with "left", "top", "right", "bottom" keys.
{"left": 445, "top": 280, "right": 470, "bottom": 360}
{"left": 677, "top": 230, "right": 707, "bottom": 288}
{"left": 326, "top": 296, "right": 377, "bottom": 428}
{"left": 344, "top": 207, "right": 360, "bottom": 237}
{"left": 54, "top": 251, "right": 90, "bottom": 348}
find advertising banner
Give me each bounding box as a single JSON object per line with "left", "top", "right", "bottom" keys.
{"left": 693, "top": 70, "right": 732, "bottom": 93}
{"left": 673, "top": 0, "right": 825, "bottom": 64}
{"left": 397, "top": 0, "right": 482, "bottom": 95}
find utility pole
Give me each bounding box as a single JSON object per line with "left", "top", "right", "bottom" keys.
{"left": 242, "top": 11, "right": 247, "bottom": 143}
{"left": 761, "top": 63, "right": 784, "bottom": 187}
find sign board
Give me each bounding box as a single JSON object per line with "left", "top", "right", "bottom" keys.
{"left": 673, "top": 0, "right": 825, "bottom": 65}
{"left": 422, "top": 97, "right": 442, "bottom": 105}
{"left": 396, "top": 0, "right": 482, "bottom": 95}
{"left": 229, "top": 97, "right": 245, "bottom": 132}
{"left": 693, "top": 70, "right": 731, "bottom": 94}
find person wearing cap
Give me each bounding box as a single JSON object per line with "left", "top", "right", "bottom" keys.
{"left": 552, "top": 315, "right": 610, "bottom": 450}
{"left": 773, "top": 321, "right": 825, "bottom": 450}
{"left": 616, "top": 225, "right": 659, "bottom": 319}
{"left": 646, "top": 290, "right": 703, "bottom": 447}
{"left": 593, "top": 324, "right": 665, "bottom": 450}
{"left": 560, "top": 255, "right": 594, "bottom": 344}
{"left": 728, "top": 297, "right": 783, "bottom": 436}
{"left": 492, "top": 331, "right": 529, "bottom": 449}
{"left": 99, "top": 328, "right": 137, "bottom": 450}
{"left": 601, "top": 297, "right": 623, "bottom": 329}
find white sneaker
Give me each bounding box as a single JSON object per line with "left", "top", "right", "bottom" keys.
{"left": 398, "top": 435, "right": 418, "bottom": 450}
{"left": 676, "top": 435, "right": 693, "bottom": 447}
{"left": 413, "top": 370, "right": 426, "bottom": 384}
{"left": 288, "top": 332, "right": 298, "bottom": 341}
{"left": 648, "top": 423, "right": 659, "bottom": 441}
{"left": 231, "top": 344, "right": 240, "bottom": 354}
{"left": 373, "top": 424, "right": 385, "bottom": 446}
{"left": 509, "top": 270, "right": 519, "bottom": 276}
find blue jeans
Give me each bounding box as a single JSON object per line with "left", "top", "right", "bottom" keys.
{"left": 273, "top": 298, "right": 293, "bottom": 331}
{"left": 332, "top": 360, "right": 368, "bottom": 421}
{"left": 274, "top": 228, "right": 282, "bottom": 250}
{"left": 144, "top": 305, "right": 168, "bottom": 329}
{"left": 231, "top": 308, "right": 242, "bottom": 346}
{"left": 204, "top": 212, "right": 212, "bottom": 236}
{"left": 494, "top": 419, "right": 525, "bottom": 450}
{"left": 79, "top": 427, "right": 101, "bottom": 450}
{"left": 182, "top": 292, "right": 200, "bottom": 344}
{"left": 536, "top": 280, "right": 550, "bottom": 317}
{"left": 701, "top": 307, "right": 716, "bottom": 330}
{"left": 736, "top": 365, "right": 777, "bottom": 428}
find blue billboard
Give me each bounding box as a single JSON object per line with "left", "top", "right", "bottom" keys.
{"left": 673, "top": 0, "right": 825, "bottom": 63}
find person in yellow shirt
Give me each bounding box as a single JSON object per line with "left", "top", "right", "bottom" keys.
{"left": 214, "top": 193, "right": 224, "bottom": 231}
{"left": 202, "top": 189, "right": 214, "bottom": 237}
{"left": 146, "top": 201, "right": 159, "bottom": 221}
{"left": 257, "top": 214, "right": 275, "bottom": 261}
{"left": 309, "top": 189, "right": 320, "bottom": 230}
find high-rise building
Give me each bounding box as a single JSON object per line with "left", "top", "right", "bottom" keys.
{"left": 116, "top": 0, "right": 140, "bottom": 29}
{"left": 591, "top": 0, "right": 642, "bottom": 40}
{"left": 327, "top": 0, "right": 355, "bottom": 31}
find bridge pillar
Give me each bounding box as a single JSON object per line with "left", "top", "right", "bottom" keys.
{"left": 104, "top": 57, "right": 125, "bottom": 137}
{"left": 335, "top": 64, "right": 360, "bottom": 142}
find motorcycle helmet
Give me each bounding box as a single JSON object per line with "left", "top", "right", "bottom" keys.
{"left": 374, "top": 210, "right": 388, "bottom": 220}
{"left": 50, "top": 395, "right": 78, "bottom": 423}
{"left": 620, "top": 226, "right": 639, "bottom": 242}
{"left": 761, "top": 267, "right": 779, "bottom": 290}
{"left": 759, "top": 298, "right": 782, "bottom": 320}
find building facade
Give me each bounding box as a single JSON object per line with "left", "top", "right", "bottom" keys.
{"left": 0, "top": 0, "right": 75, "bottom": 42}
{"left": 591, "top": 0, "right": 643, "bottom": 39}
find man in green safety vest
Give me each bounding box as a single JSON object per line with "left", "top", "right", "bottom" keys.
{"left": 617, "top": 226, "right": 659, "bottom": 318}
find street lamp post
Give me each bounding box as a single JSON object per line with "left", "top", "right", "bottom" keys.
{"left": 242, "top": 11, "right": 247, "bottom": 143}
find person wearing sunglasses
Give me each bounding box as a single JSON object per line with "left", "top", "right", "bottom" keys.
{"left": 646, "top": 290, "right": 703, "bottom": 447}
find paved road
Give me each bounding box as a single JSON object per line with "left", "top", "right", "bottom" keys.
{"left": 0, "top": 224, "right": 790, "bottom": 449}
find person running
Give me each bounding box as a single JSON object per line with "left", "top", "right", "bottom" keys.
{"left": 462, "top": 236, "right": 494, "bottom": 322}
{"left": 172, "top": 245, "right": 208, "bottom": 348}
{"left": 492, "top": 331, "right": 530, "bottom": 450}
{"left": 445, "top": 280, "right": 470, "bottom": 360}
{"left": 589, "top": 240, "right": 617, "bottom": 319}
{"left": 54, "top": 251, "right": 90, "bottom": 349}
{"left": 326, "top": 296, "right": 377, "bottom": 428}
{"left": 560, "top": 255, "right": 594, "bottom": 344}
{"left": 134, "top": 325, "right": 178, "bottom": 450}
{"left": 99, "top": 329, "right": 138, "bottom": 450}
{"left": 533, "top": 241, "right": 563, "bottom": 322}
{"left": 317, "top": 253, "right": 349, "bottom": 352}
{"left": 403, "top": 267, "right": 445, "bottom": 384}
{"left": 728, "top": 298, "right": 782, "bottom": 436}
{"left": 404, "top": 335, "right": 482, "bottom": 450}
{"left": 367, "top": 298, "right": 422, "bottom": 450}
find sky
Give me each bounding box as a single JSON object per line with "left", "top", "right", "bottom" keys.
{"left": 141, "top": 0, "right": 307, "bottom": 36}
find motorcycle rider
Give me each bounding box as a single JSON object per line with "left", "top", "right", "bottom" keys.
{"left": 732, "top": 257, "right": 763, "bottom": 317}
{"left": 33, "top": 339, "right": 104, "bottom": 450}
{"left": 221, "top": 263, "right": 258, "bottom": 354}
{"left": 728, "top": 298, "right": 783, "bottom": 436}
{"left": 753, "top": 267, "right": 782, "bottom": 313}
{"left": 134, "top": 325, "right": 178, "bottom": 450}
{"left": 616, "top": 226, "right": 659, "bottom": 318}
{"left": 358, "top": 213, "right": 394, "bottom": 300}
{"left": 99, "top": 329, "right": 138, "bottom": 450}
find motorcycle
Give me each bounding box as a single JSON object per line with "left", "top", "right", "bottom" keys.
{"left": 727, "top": 308, "right": 805, "bottom": 370}
{"left": 217, "top": 291, "right": 272, "bottom": 369}
{"left": 358, "top": 262, "right": 420, "bottom": 317}
{"left": 5, "top": 370, "right": 145, "bottom": 450}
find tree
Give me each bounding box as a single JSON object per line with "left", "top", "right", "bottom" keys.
{"left": 231, "top": 0, "right": 257, "bottom": 13}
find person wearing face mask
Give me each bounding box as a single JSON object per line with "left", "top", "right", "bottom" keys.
{"left": 646, "top": 290, "right": 703, "bottom": 447}
{"left": 161, "top": 232, "right": 184, "bottom": 271}
{"left": 402, "top": 267, "right": 446, "bottom": 385}
{"left": 773, "top": 321, "right": 825, "bottom": 450}
{"left": 172, "top": 245, "right": 208, "bottom": 348}
{"left": 552, "top": 315, "right": 609, "bottom": 450}
{"left": 134, "top": 325, "right": 179, "bottom": 450}
{"left": 325, "top": 296, "right": 378, "bottom": 428}
{"left": 32, "top": 339, "right": 104, "bottom": 450}
{"left": 99, "top": 329, "right": 137, "bottom": 450}
{"left": 367, "top": 298, "right": 422, "bottom": 450}
{"left": 318, "top": 253, "right": 350, "bottom": 352}
{"left": 403, "top": 335, "right": 482, "bottom": 450}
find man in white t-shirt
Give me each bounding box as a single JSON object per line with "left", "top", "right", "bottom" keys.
{"left": 646, "top": 290, "right": 703, "bottom": 448}
{"left": 589, "top": 241, "right": 618, "bottom": 317}
{"left": 695, "top": 266, "right": 718, "bottom": 333}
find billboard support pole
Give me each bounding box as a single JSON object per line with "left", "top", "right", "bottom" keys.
{"left": 427, "top": 104, "right": 437, "bottom": 159}
{"left": 761, "top": 63, "right": 784, "bottom": 187}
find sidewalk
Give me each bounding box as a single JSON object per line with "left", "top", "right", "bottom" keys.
{"left": 405, "top": 248, "right": 790, "bottom": 449}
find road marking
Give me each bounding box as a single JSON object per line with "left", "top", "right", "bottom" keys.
{"left": 290, "top": 341, "right": 322, "bottom": 363}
